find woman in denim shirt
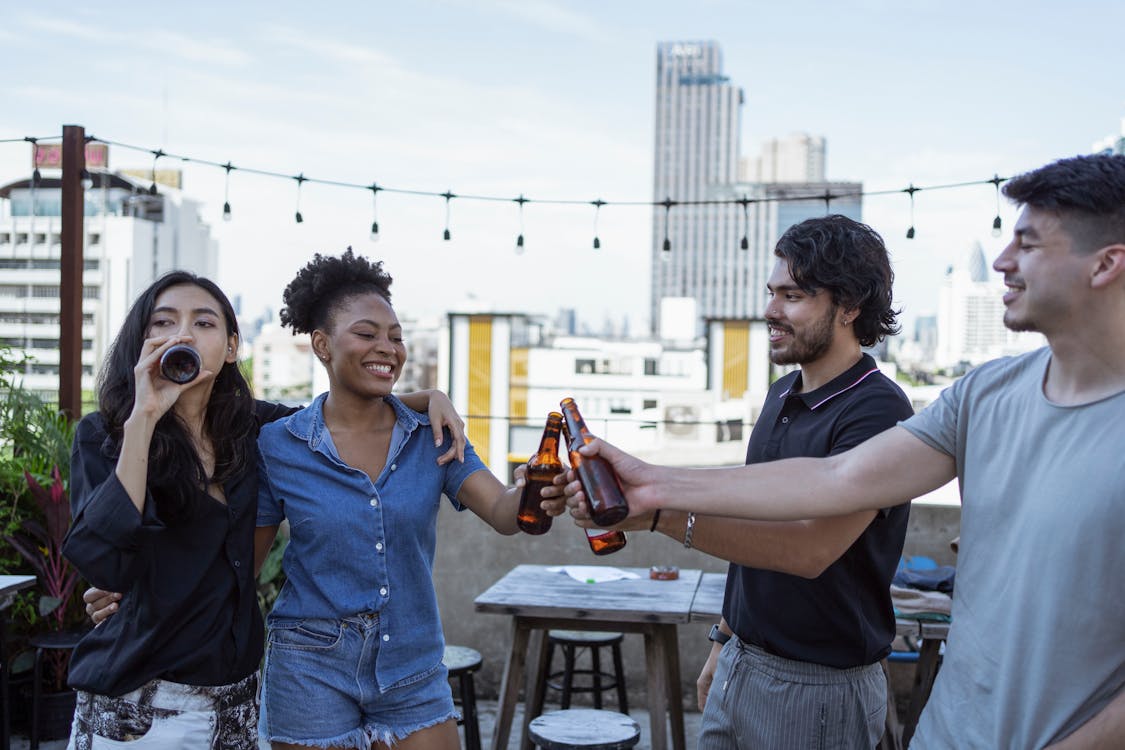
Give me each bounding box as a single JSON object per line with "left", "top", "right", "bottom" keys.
{"left": 256, "top": 249, "right": 528, "bottom": 750}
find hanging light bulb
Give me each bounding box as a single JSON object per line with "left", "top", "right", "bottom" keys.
{"left": 514, "top": 194, "right": 527, "bottom": 254}
{"left": 904, "top": 184, "right": 918, "bottom": 240}
{"left": 739, "top": 196, "right": 750, "bottom": 251}
{"left": 441, "top": 191, "right": 455, "bottom": 241}
{"left": 661, "top": 197, "right": 675, "bottom": 255}
{"left": 149, "top": 149, "right": 164, "bottom": 195}
{"left": 369, "top": 183, "right": 381, "bottom": 241}
{"left": 32, "top": 168, "right": 41, "bottom": 186}
{"left": 591, "top": 199, "right": 605, "bottom": 250}
{"left": 293, "top": 173, "right": 306, "bottom": 224}
{"left": 990, "top": 175, "right": 1004, "bottom": 237}
{"left": 80, "top": 169, "right": 94, "bottom": 191}
{"left": 222, "top": 162, "right": 234, "bottom": 222}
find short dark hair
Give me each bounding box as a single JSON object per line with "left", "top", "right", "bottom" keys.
{"left": 97, "top": 271, "right": 254, "bottom": 524}
{"left": 1002, "top": 153, "right": 1125, "bottom": 254}
{"left": 774, "top": 215, "right": 900, "bottom": 347}
{"left": 280, "top": 247, "right": 394, "bottom": 334}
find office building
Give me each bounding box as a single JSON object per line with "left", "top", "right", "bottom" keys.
{"left": 0, "top": 171, "right": 218, "bottom": 400}
{"left": 741, "top": 133, "right": 827, "bottom": 183}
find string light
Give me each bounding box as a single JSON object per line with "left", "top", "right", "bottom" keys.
{"left": 989, "top": 174, "right": 1004, "bottom": 237}
{"left": 369, "top": 183, "right": 381, "bottom": 241}
{"left": 514, "top": 194, "right": 527, "bottom": 253}
{"left": 591, "top": 199, "right": 605, "bottom": 249}
{"left": 149, "top": 149, "right": 164, "bottom": 195}
{"left": 222, "top": 162, "right": 234, "bottom": 221}
{"left": 6, "top": 135, "right": 1018, "bottom": 247}
{"left": 293, "top": 173, "right": 305, "bottom": 224}
{"left": 441, "top": 190, "right": 455, "bottom": 241}
{"left": 739, "top": 196, "right": 750, "bottom": 250}
{"left": 904, "top": 184, "right": 919, "bottom": 239}
{"left": 822, "top": 189, "right": 834, "bottom": 214}
{"left": 660, "top": 197, "right": 676, "bottom": 255}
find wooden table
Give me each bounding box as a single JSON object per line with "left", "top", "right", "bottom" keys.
{"left": 1, "top": 576, "right": 36, "bottom": 750}
{"left": 475, "top": 564, "right": 703, "bottom": 750}
{"left": 691, "top": 572, "right": 949, "bottom": 750}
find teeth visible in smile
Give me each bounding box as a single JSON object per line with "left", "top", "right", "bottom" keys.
{"left": 367, "top": 364, "right": 392, "bottom": 373}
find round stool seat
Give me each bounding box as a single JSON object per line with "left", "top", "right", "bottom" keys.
{"left": 442, "top": 645, "right": 482, "bottom": 673}
{"left": 28, "top": 630, "right": 85, "bottom": 650}
{"left": 529, "top": 708, "right": 640, "bottom": 750}
{"left": 548, "top": 631, "right": 623, "bottom": 645}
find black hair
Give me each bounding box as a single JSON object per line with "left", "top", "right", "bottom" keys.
{"left": 1002, "top": 153, "right": 1125, "bottom": 254}
{"left": 280, "top": 247, "right": 394, "bottom": 334}
{"left": 774, "top": 214, "right": 900, "bottom": 347}
{"left": 96, "top": 271, "right": 254, "bottom": 524}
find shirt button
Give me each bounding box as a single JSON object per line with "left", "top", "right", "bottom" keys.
{"left": 390, "top": 464, "right": 397, "bottom": 471}
{"left": 370, "top": 497, "right": 379, "bottom": 507}
{"left": 781, "top": 416, "right": 790, "bottom": 424}
{"left": 382, "top": 634, "right": 390, "bottom": 642}
{"left": 234, "top": 561, "right": 241, "bottom": 568}
{"left": 379, "top": 587, "right": 388, "bottom": 596}
{"left": 375, "top": 542, "right": 384, "bottom": 551}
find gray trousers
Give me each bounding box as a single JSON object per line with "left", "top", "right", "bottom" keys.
{"left": 698, "top": 637, "right": 886, "bottom": 750}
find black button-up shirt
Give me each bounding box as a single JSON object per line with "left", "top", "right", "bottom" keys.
{"left": 63, "top": 400, "right": 294, "bottom": 696}
{"left": 723, "top": 354, "right": 915, "bottom": 668}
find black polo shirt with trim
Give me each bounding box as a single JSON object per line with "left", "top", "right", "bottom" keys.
{"left": 722, "top": 353, "right": 915, "bottom": 668}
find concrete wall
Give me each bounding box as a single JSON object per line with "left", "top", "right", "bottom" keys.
{"left": 434, "top": 498, "right": 961, "bottom": 709}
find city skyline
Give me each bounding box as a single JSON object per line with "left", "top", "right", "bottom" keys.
{"left": 1, "top": 1, "right": 1121, "bottom": 336}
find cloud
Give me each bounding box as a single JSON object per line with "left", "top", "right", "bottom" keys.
{"left": 454, "top": 0, "right": 613, "bottom": 43}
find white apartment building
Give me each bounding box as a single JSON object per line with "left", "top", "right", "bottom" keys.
{"left": 741, "top": 133, "right": 827, "bottom": 184}
{"left": 936, "top": 243, "right": 1043, "bottom": 368}
{"left": 0, "top": 172, "right": 218, "bottom": 401}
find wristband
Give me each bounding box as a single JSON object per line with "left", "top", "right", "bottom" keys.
{"left": 683, "top": 512, "right": 696, "bottom": 549}
{"left": 649, "top": 509, "right": 662, "bottom": 533}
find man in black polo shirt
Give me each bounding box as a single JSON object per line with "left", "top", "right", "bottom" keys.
{"left": 566, "top": 215, "right": 913, "bottom": 748}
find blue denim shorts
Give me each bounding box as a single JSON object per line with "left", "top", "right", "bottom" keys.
{"left": 260, "top": 613, "right": 456, "bottom": 748}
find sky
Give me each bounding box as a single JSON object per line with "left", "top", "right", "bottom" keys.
{"left": 2, "top": 0, "right": 1123, "bottom": 336}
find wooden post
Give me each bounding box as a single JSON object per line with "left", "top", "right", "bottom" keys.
{"left": 59, "top": 125, "right": 85, "bottom": 419}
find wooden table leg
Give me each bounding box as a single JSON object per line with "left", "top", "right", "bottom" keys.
{"left": 901, "top": 638, "right": 941, "bottom": 748}
{"left": 492, "top": 618, "right": 531, "bottom": 750}
{"left": 519, "top": 628, "right": 548, "bottom": 750}
{"left": 657, "top": 625, "right": 686, "bottom": 750}
{"left": 642, "top": 627, "right": 670, "bottom": 750}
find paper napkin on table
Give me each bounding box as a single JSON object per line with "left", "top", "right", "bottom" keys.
{"left": 546, "top": 565, "right": 641, "bottom": 584}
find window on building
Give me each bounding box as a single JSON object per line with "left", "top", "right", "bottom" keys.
{"left": 34, "top": 233, "right": 47, "bottom": 245}
{"left": 83, "top": 286, "right": 100, "bottom": 300}
{"left": 88, "top": 233, "right": 102, "bottom": 245}
{"left": 32, "top": 286, "right": 60, "bottom": 298}
{"left": 715, "top": 419, "right": 744, "bottom": 443}
{"left": 575, "top": 358, "right": 595, "bottom": 374}
{"left": 84, "top": 259, "right": 100, "bottom": 270}
{"left": 643, "top": 399, "right": 658, "bottom": 410}
{"left": 644, "top": 358, "right": 658, "bottom": 375}
{"left": 30, "top": 338, "right": 59, "bottom": 349}
{"left": 0, "top": 285, "right": 26, "bottom": 298}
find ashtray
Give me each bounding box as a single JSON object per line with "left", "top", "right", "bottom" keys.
{"left": 649, "top": 565, "right": 679, "bottom": 580}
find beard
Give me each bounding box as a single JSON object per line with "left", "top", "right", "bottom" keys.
{"left": 769, "top": 305, "right": 837, "bottom": 365}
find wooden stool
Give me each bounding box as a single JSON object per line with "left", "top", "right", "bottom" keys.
{"left": 442, "top": 645, "right": 482, "bottom": 750}
{"left": 29, "top": 630, "right": 83, "bottom": 750}
{"left": 528, "top": 708, "right": 640, "bottom": 750}
{"left": 541, "top": 631, "right": 627, "bottom": 713}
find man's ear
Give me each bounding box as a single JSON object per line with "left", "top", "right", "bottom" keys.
{"left": 1090, "top": 244, "right": 1125, "bottom": 289}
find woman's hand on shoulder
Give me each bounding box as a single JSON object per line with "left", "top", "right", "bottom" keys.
{"left": 425, "top": 390, "right": 466, "bottom": 465}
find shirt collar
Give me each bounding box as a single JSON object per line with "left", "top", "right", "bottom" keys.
{"left": 287, "top": 392, "right": 428, "bottom": 448}
{"left": 778, "top": 353, "right": 881, "bottom": 411}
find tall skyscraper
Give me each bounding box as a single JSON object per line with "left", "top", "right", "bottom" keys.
{"left": 651, "top": 41, "right": 744, "bottom": 334}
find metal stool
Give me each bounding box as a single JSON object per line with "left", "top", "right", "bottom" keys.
{"left": 29, "top": 630, "right": 83, "bottom": 750}
{"left": 442, "top": 645, "right": 482, "bottom": 750}
{"left": 528, "top": 708, "right": 640, "bottom": 750}
{"left": 541, "top": 631, "right": 627, "bottom": 713}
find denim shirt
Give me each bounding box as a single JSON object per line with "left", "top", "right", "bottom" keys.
{"left": 257, "top": 392, "right": 486, "bottom": 690}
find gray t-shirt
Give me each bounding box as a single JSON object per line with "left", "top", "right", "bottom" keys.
{"left": 901, "top": 347, "right": 1125, "bottom": 749}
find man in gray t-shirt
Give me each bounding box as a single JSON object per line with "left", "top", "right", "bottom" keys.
{"left": 561, "top": 153, "right": 1125, "bottom": 747}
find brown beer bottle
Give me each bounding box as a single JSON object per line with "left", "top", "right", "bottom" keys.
{"left": 559, "top": 397, "right": 630, "bottom": 527}
{"left": 561, "top": 415, "right": 627, "bottom": 555}
{"left": 517, "top": 412, "right": 564, "bottom": 535}
{"left": 585, "top": 526, "right": 627, "bottom": 556}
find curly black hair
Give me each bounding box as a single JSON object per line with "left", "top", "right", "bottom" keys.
{"left": 280, "top": 247, "right": 394, "bottom": 334}
{"left": 774, "top": 215, "right": 900, "bottom": 347}
{"left": 1003, "top": 153, "right": 1125, "bottom": 255}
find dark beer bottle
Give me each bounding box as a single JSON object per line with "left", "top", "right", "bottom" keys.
{"left": 585, "top": 527, "right": 627, "bottom": 556}
{"left": 559, "top": 397, "right": 630, "bottom": 527}
{"left": 517, "top": 412, "right": 564, "bottom": 535}
{"left": 561, "top": 414, "right": 627, "bottom": 555}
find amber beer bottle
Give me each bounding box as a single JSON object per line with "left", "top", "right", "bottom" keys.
{"left": 517, "top": 412, "right": 564, "bottom": 535}
{"left": 560, "top": 415, "right": 627, "bottom": 555}
{"left": 559, "top": 397, "right": 630, "bottom": 527}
